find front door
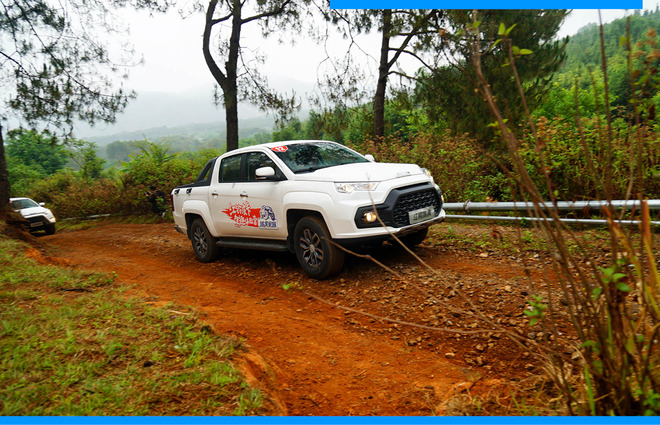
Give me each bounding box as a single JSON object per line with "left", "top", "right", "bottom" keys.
{"left": 209, "top": 152, "right": 285, "bottom": 238}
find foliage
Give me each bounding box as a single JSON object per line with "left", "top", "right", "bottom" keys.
{"left": 0, "top": 0, "right": 171, "bottom": 211}
{"left": 463, "top": 9, "right": 660, "bottom": 414}
{"left": 543, "top": 9, "right": 660, "bottom": 125}
{"left": 347, "top": 131, "right": 511, "bottom": 202}
{"left": 201, "top": 0, "right": 306, "bottom": 152}
{"left": 0, "top": 237, "right": 261, "bottom": 415}
{"left": 520, "top": 117, "right": 659, "bottom": 200}
{"left": 67, "top": 139, "right": 106, "bottom": 179}
{"left": 5, "top": 129, "right": 69, "bottom": 176}
{"left": 23, "top": 146, "right": 218, "bottom": 219}
{"left": 415, "top": 10, "right": 568, "bottom": 145}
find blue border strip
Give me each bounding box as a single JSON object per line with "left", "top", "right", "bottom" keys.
{"left": 1, "top": 418, "right": 659, "bottom": 425}
{"left": 329, "top": 0, "right": 643, "bottom": 8}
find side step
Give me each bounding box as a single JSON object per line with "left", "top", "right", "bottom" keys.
{"left": 215, "top": 237, "right": 289, "bottom": 252}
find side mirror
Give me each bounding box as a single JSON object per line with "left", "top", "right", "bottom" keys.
{"left": 256, "top": 166, "right": 282, "bottom": 181}
{"left": 39, "top": 202, "right": 46, "bottom": 207}
{"left": 364, "top": 154, "right": 375, "bottom": 162}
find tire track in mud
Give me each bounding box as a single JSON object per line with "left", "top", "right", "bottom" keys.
{"left": 44, "top": 223, "right": 471, "bottom": 415}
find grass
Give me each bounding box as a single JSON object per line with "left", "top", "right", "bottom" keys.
{"left": 428, "top": 222, "right": 629, "bottom": 259}
{"left": 0, "top": 236, "right": 262, "bottom": 415}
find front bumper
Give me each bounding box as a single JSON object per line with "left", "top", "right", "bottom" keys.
{"left": 353, "top": 182, "right": 443, "bottom": 229}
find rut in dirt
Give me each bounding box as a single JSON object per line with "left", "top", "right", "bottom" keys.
{"left": 44, "top": 222, "right": 486, "bottom": 415}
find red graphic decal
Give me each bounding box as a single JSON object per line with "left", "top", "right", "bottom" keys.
{"left": 272, "top": 146, "right": 288, "bottom": 152}
{"left": 223, "top": 201, "right": 261, "bottom": 227}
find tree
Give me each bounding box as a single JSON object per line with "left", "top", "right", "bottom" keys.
{"left": 415, "top": 10, "right": 568, "bottom": 145}
{"left": 319, "top": 9, "right": 443, "bottom": 140}
{"left": 67, "top": 140, "right": 106, "bottom": 179}
{"left": 5, "top": 129, "right": 68, "bottom": 176}
{"left": 0, "top": 0, "right": 169, "bottom": 213}
{"left": 201, "top": 0, "right": 304, "bottom": 152}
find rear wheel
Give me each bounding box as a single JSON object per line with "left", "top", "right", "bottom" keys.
{"left": 190, "top": 218, "right": 219, "bottom": 263}
{"left": 294, "top": 216, "right": 345, "bottom": 279}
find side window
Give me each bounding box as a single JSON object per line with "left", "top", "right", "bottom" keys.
{"left": 246, "top": 152, "right": 280, "bottom": 181}
{"left": 219, "top": 155, "right": 242, "bottom": 183}
{"left": 195, "top": 158, "right": 216, "bottom": 186}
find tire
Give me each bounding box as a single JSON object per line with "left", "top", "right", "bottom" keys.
{"left": 44, "top": 222, "right": 56, "bottom": 235}
{"left": 190, "top": 218, "right": 219, "bottom": 263}
{"left": 293, "top": 216, "right": 345, "bottom": 279}
{"left": 399, "top": 227, "right": 428, "bottom": 248}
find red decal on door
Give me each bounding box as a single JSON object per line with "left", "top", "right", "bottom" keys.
{"left": 223, "top": 201, "right": 260, "bottom": 227}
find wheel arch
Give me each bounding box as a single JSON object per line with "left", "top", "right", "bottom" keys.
{"left": 184, "top": 213, "right": 205, "bottom": 239}
{"left": 286, "top": 209, "right": 325, "bottom": 251}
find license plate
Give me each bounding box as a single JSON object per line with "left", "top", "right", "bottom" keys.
{"left": 409, "top": 206, "right": 435, "bottom": 224}
{"left": 30, "top": 222, "right": 42, "bottom": 228}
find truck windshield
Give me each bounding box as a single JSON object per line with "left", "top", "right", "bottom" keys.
{"left": 11, "top": 199, "right": 38, "bottom": 210}
{"left": 271, "top": 142, "right": 369, "bottom": 174}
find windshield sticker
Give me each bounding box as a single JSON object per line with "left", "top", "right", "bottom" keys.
{"left": 272, "top": 146, "right": 288, "bottom": 152}
{"left": 223, "top": 201, "right": 278, "bottom": 229}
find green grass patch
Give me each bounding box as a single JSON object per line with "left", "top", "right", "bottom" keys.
{"left": 0, "top": 237, "right": 262, "bottom": 415}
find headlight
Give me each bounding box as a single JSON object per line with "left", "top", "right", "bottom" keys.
{"left": 44, "top": 209, "right": 56, "bottom": 222}
{"left": 335, "top": 182, "right": 379, "bottom": 193}
{"left": 421, "top": 168, "right": 434, "bottom": 183}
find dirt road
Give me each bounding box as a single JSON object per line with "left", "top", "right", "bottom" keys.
{"left": 43, "top": 222, "right": 565, "bottom": 415}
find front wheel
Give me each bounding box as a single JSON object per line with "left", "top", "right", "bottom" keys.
{"left": 190, "top": 218, "right": 219, "bottom": 263}
{"left": 44, "top": 222, "right": 56, "bottom": 235}
{"left": 293, "top": 217, "right": 345, "bottom": 279}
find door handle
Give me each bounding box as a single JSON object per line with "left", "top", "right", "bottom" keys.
{"left": 240, "top": 192, "right": 248, "bottom": 198}
{"left": 211, "top": 192, "right": 219, "bottom": 197}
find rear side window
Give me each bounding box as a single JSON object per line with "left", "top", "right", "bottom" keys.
{"left": 195, "top": 158, "right": 216, "bottom": 186}
{"left": 219, "top": 155, "right": 242, "bottom": 183}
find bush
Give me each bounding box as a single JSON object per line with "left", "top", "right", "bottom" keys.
{"left": 22, "top": 148, "right": 220, "bottom": 219}
{"left": 348, "top": 131, "right": 513, "bottom": 202}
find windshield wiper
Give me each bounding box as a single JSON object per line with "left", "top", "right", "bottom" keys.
{"left": 295, "top": 165, "right": 327, "bottom": 174}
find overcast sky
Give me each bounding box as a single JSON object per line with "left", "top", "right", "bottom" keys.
{"left": 79, "top": 3, "right": 658, "bottom": 137}
{"left": 120, "top": 4, "right": 657, "bottom": 94}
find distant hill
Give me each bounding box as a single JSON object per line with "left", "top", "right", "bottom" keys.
{"left": 86, "top": 116, "right": 275, "bottom": 147}
{"left": 563, "top": 8, "right": 660, "bottom": 71}
{"left": 76, "top": 75, "right": 315, "bottom": 145}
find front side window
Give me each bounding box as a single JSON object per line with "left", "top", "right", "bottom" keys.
{"left": 272, "top": 142, "right": 368, "bottom": 174}
{"left": 246, "top": 152, "right": 281, "bottom": 181}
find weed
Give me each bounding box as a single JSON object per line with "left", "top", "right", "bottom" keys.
{"left": 0, "top": 238, "right": 262, "bottom": 415}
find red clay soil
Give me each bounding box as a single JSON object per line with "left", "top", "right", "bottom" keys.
{"left": 41, "top": 222, "right": 577, "bottom": 415}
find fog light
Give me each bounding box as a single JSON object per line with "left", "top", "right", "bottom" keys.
{"left": 363, "top": 211, "right": 378, "bottom": 223}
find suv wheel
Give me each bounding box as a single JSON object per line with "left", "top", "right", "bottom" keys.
{"left": 44, "top": 222, "right": 56, "bottom": 235}
{"left": 190, "top": 218, "right": 219, "bottom": 263}
{"left": 294, "top": 216, "right": 345, "bottom": 279}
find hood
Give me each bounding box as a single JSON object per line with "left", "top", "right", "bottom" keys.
{"left": 18, "top": 206, "right": 51, "bottom": 218}
{"left": 293, "top": 162, "right": 425, "bottom": 182}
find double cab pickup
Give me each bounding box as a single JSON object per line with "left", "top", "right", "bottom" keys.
{"left": 171, "top": 140, "right": 445, "bottom": 279}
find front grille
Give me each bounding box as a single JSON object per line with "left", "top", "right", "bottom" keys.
{"left": 354, "top": 183, "right": 442, "bottom": 229}
{"left": 25, "top": 215, "right": 44, "bottom": 224}
{"left": 392, "top": 189, "right": 441, "bottom": 227}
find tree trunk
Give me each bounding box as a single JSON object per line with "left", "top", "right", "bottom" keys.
{"left": 202, "top": 0, "right": 242, "bottom": 152}
{"left": 373, "top": 10, "right": 392, "bottom": 141}
{"left": 0, "top": 123, "right": 11, "bottom": 213}
{"left": 224, "top": 0, "right": 242, "bottom": 152}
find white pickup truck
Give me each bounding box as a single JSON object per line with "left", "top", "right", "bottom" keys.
{"left": 171, "top": 140, "right": 445, "bottom": 279}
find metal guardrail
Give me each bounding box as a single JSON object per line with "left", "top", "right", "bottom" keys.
{"left": 443, "top": 200, "right": 660, "bottom": 227}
